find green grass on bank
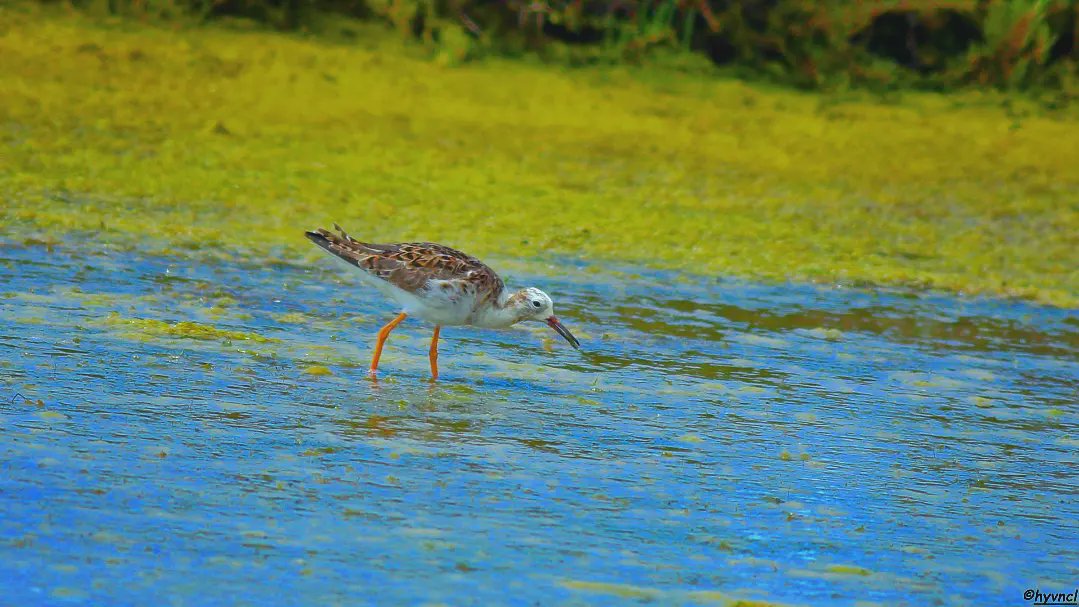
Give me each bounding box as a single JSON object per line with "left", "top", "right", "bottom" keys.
{"left": 1, "top": 5, "right": 1077, "bottom": 306}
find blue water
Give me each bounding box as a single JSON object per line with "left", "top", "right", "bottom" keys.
{"left": 1, "top": 241, "right": 1076, "bottom": 606}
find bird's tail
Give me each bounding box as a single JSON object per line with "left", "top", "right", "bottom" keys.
{"left": 305, "top": 223, "right": 367, "bottom": 267}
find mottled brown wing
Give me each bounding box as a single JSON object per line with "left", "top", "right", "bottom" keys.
{"left": 305, "top": 224, "right": 505, "bottom": 297}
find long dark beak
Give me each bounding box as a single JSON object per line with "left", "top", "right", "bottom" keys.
{"left": 546, "top": 316, "right": 580, "bottom": 349}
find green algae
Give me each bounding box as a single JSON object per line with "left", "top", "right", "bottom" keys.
{"left": 560, "top": 580, "right": 661, "bottom": 600}
{"left": 102, "top": 314, "right": 279, "bottom": 343}
{"left": 560, "top": 579, "right": 794, "bottom": 606}
{"left": 825, "top": 564, "right": 873, "bottom": 576}
{"left": 272, "top": 312, "right": 313, "bottom": 325}
{"left": 1, "top": 6, "right": 1078, "bottom": 306}
{"left": 300, "top": 446, "right": 340, "bottom": 457}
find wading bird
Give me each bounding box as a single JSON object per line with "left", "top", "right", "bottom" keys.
{"left": 305, "top": 225, "right": 580, "bottom": 380}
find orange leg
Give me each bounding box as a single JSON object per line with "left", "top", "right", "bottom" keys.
{"left": 370, "top": 312, "right": 407, "bottom": 375}
{"left": 428, "top": 326, "right": 441, "bottom": 381}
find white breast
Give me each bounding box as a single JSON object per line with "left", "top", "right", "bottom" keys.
{"left": 403, "top": 279, "right": 479, "bottom": 326}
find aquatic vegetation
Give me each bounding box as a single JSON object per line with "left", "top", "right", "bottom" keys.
{"left": 561, "top": 579, "right": 798, "bottom": 605}
{"left": 560, "top": 579, "right": 662, "bottom": 599}
{"left": 101, "top": 314, "right": 280, "bottom": 343}
{"left": 0, "top": 5, "right": 1077, "bottom": 310}
{"left": 825, "top": 564, "right": 874, "bottom": 577}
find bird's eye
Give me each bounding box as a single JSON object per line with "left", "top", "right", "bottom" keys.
{"left": 531, "top": 300, "right": 542, "bottom": 308}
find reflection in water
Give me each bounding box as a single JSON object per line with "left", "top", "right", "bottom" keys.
{"left": 0, "top": 242, "right": 1076, "bottom": 606}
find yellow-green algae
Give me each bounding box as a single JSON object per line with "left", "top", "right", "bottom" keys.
{"left": 102, "top": 314, "right": 279, "bottom": 343}
{"left": 1, "top": 5, "right": 1077, "bottom": 306}
{"left": 559, "top": 579, "right": 794, "bottom": 606}
{"left": 826, "top": 564, "right": 873, "bottom": 576}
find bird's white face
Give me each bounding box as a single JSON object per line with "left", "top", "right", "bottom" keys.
{"left": 516, "top": 287, "right": 580, "bottom": 349}
{"left": 519, "top": 287, "right": 555, "bottom": 321}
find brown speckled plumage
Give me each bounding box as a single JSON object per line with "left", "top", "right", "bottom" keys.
{"left": 305, "top": 223, "right": 579, "bottom": 379}
{"left": 305, "top": 224, "right": 506, "bottom": 300}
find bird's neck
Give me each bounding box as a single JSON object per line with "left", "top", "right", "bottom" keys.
{"left": 472, "top": 289, "right": 522, "bottom": 328}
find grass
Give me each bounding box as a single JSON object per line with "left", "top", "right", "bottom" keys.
{"left": 1, "top": 4, "right": 1077, "bottom": 306}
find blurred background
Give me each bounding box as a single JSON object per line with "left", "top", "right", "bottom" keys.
{"left": 43, "top": 0, "right": 1079, "bottom": 90}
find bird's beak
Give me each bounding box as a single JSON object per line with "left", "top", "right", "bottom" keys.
{"left": 546, "top": 316, "right": 580, "bottom": 349}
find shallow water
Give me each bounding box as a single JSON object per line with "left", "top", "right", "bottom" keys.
{"left": 1, "top": 240, "right": 1076, "bottom": 606}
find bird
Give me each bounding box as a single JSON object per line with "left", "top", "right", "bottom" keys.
{"left": 304, "top": 224, "right": 580, "bottom": 380}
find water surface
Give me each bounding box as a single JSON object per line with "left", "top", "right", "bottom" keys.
{"left": 1, "top": 241, "right": 1076, "bottom": 606}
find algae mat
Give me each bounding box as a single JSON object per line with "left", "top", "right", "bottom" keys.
{"left": 1, "top": 239, "right": 1078, "bottom": 605}
{"left": 1, "top": 6, "right": 1078, "bottom": 306}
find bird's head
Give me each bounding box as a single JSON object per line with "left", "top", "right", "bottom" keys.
{"left": 510, "top": 287, "right": 580, "bottom": 349}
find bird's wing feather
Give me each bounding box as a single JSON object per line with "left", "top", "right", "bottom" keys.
{"left": 305, "top": 225, "right": 505, "bottom": 299}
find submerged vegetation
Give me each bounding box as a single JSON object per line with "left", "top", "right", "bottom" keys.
{"left": 1, "top": 3, "right": 1077, "bottom": 306}
{"left": 101, "top": 314, "right": 281, "bottom": 343}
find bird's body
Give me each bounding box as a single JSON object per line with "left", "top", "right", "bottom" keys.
{"left": 305, "top": 224, "right": 579, "bottom": 380}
